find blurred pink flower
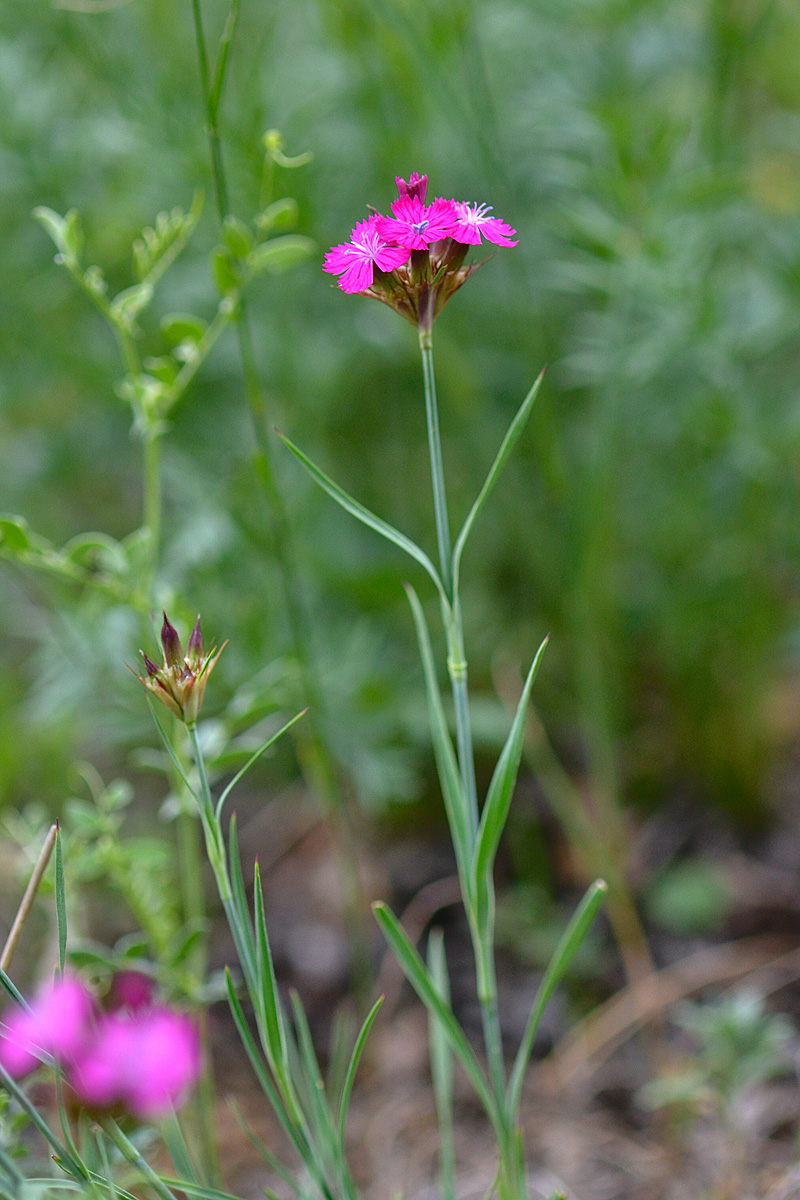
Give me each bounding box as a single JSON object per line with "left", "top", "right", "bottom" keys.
{"left": 323, "top": 216, "right": 410, "bottom": 294}
{"left": 375, "top": 195, "right": 457, "bottom": 251}
{"left": 71, "top": 1006, "right": 200, "bottom": 1119}
{"left": 0, "top": 975, "right": 93, "bottom": 1079}
{"left": 447, "top": 202, "right": 517, "bottom": 247}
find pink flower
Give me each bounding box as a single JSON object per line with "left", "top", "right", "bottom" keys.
{"left": 375, "top": 195, "right": 457, "bottom": 251}
{"left": 71, "top": 1007, "right": 200, "bottom": 1119}
{"left": 447, "top": 201, "right": 517, "bottom": 247}
{"left": 0, "top": 975, "right": 94, "bottom": 1079}
{"left": 395, "top": 172, "right": 427, "bottom": 201}
{"left": 323, "top": 216, "right": 410, "bottom": 294}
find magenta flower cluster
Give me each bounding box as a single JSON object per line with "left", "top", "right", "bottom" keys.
{"left": 323, "top": 173, "right": 517, "bottom": 329}
{"left": 0, "top": 972, "right": 200, "bottom": 1120}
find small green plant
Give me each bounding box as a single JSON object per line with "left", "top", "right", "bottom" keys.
{"left": 641, "top": 991, "right": 794, "bottom": 1125}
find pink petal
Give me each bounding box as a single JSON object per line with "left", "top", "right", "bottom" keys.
{"left": 479, "top": 217, "right": 517, "bottom": 247}
{"left": 375, "top": 243, "right": 411, "bottom": 272}
{"left": 339, "top": 257, "right": 374, "bottom": 293}
{"left": 0, "top": 976, "right": 94, "bottom": 1079}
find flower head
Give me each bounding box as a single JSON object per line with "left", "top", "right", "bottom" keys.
{"left": 448, "top": 201, "right": 517, "bottom": 247}
{"left": 323, "top": 216, "right": 410, "bottom": 294}
{"left": 0, "top": 975, "right": 94, "bottom": 1078}
{"left": 133, "top": 613, "right": 225, "bottom": 726}
{"left": 323, "top": 173, "right": 517, "bottom": 330}
{"left": 375, "top": 195, "right": 456, "bottom": 251}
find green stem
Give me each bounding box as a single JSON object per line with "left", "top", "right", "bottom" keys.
{"left": 142, "top": 429, "right": 161, "bottom": 599}
{"left": 419, "top": 333, "right": 453, "bottom": 598}
{"left": 418, "top": 328, "right": 510, "bottom": 1165}
{"left": 187, "top": 0, "right": 373, "bottom": 1000}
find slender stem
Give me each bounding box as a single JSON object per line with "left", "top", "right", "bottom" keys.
{"left": 187, "top": 0, "right": 373, "bottom": 1000}
{"left": 0, "top": 824, "right": 58, "bottom": 973}
{"left": 418, "top": 330, "right": 511, "bottom": 1168}
{"left": 142, "top": 430, "right": 161, "bottom": 599}
{"left": 419, "top": 334, "right": 453, "bottom": 598}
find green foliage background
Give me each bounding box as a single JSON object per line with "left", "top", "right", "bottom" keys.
{"left": 3, "top": 0, "right": 800, "bottom": 828}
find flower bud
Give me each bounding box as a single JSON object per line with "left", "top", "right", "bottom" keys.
{"left": 133, "top": 612, "right": 225, "bottom": 726}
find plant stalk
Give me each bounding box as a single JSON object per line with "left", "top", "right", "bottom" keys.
{"left": 418, "top": 326, "right": 511, "bottom": 1168}
{"left": 187, "top": 0, "right": 372, "bottom": 999}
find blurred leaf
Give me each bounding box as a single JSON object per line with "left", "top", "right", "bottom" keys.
{"left": 247, "top": 236, "right": 315, "bottom": 277}
{"left": 255, "top": 199, "right": 298, "bottom": 234}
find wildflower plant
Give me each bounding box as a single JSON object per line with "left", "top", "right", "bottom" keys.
{"left": 284, "top": 173, "right": 607, "bottom": 1200}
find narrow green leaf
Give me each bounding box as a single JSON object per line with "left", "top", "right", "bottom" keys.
{"left": 95, "top": 1131, "right": 119, "bottom": 1200}
{"left": 226, "top": 813, "right": 257, "bottom": 986}
{"left": 452, "top": 368, "right": 545, "bottom": 597}
{"left": 216, "top": 709, "right": 308, "bottom": 819}
{"left": 0, "top": 1063, "right": 86, "bottom": 1181}
{"left": 253, "top": 862, "right": 288, "bottom": 1076}
{"left": 160, "top": 1113, "right": 199, "bottom": 1185}
{"left": 54, "top": 826, "right": 67, "bottom": 973}
{"left": 372, "top": 903, "right": 496, "bottom": 1124}
{"left": 405, "top": 585, "right": 472, "bottom": 885}
{"left": 288, "top": 992, "right": 338, "bottom": 1167}
{"left": 337, "top": 995, "right": 383, "bottom": 1153}
{"left": 224, "top": 969, "right": 303, "bottom": 1161}
{"left": 278, "top": 432, "right": 449, "bottom": 613}
{"left": 472, "top": 636, "right": 549, "bottom": 924}
{"left": 0, "top": 969, "right": 28, "bottom": 1010}
{"left": 103, "top": 1119, "right": 178, "bottom": 1200}
{"left": 507, "top": 880, "right": 607, "bottom": 1116}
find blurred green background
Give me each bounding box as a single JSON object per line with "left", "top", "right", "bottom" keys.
{"left": 4, "top": 0, "right": 800, "bottom": 849}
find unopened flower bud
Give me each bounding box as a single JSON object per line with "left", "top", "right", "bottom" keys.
{"left": 133, "top": 612, "right": 226, "bottom": 726}
{"left": 396, "top": 172, "right": 428, "bottom": 202}
{"left": 160, "top": 612, "right": 183, "bottom": 668}
{"left": 187, "top": 615, "right": 204, "bottom": 668}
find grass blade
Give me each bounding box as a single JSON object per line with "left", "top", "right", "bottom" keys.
{"left": 405, "top": 585, "right": 473, "bottom": 886}
{"left": 253, "top": 862, "right": 289, "bottom": 1077}
{"left": 507, "top": 879, "right": 607, "bottom": 1115}
{"left": 0, "top": 969, "right": 28, "bottom": 1010}
{"left": 0, "top": 1063, "right": 86, "bottom": 1181}
{"left": 216, "top": 709, "right": 308, "bottom": 819}
{"left": 225, "top": 812, "right": 257, "bottom": 987}
{"left": 471, "top": 636, "right": 549, "bottom": 926}
{"left": 372, "top": 902, "right": 496, "bottom": 1124}
{"left": 278, "top": 432, "right": 449, "bottom": 613}
{"left": 337, "top": 995, "right": 383, "bottom": 1153}
{"left": 452, "top": 368, "right": 545, "bottom": 597}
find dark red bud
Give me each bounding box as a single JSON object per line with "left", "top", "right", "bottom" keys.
{"left": 140, "top": 651, "right": 160, "bottom": 677}
{"left": 161, "top": 612, "right": 183, "bottom": 667}
{"left": 187, "top": 615, "right": 204, "bottom": 664}
{"left": 396, "top": 173, "right": 428, "bottom": 203}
